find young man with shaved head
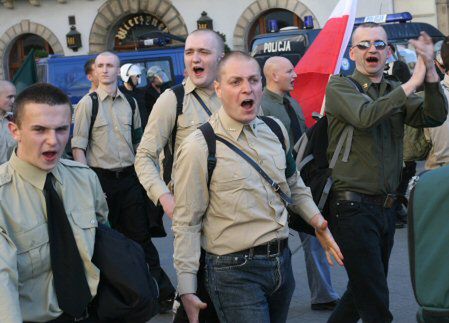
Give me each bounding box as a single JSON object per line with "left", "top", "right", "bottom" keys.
{"left": 0, "top": 83, "right": 108, "bottom": 322}
{"left": 0, "top": 80, "right": 16, "bottom": 164}
{"left": 325, "top": 23, "right": 447, "bottom": 322}
{"left": 261, "top": 56, "right": 340, "bottom": 312}
{"left": 135, "top": 30, "right": 224, "bottom": 318}
{"left": 173, "top": 51, "right": 343, "bottom": 323}
{"left": 72, "top": 51, "right": 175, "bottom": 313}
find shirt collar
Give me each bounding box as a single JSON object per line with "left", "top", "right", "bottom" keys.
{"left": 96, "top": 86, "right": 126, "bottom": 102}
{"left": 184, "top": 77, "right": 216, "bottom": 99}
{"left": 263, "top": 88, "right": 284, "bottom": 104}
{"left": 351, "top": 69, "right": 391, "bottom": 94}
{"left": 218, "top": 108, "right": 259, "bottom": 140}
{"left": 9, "top": 151, "right": 63, "bottom": 191}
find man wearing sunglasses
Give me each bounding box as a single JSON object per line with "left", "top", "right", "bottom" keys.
{"left": 325, "top": 23, "right": 447, "bottom": 323}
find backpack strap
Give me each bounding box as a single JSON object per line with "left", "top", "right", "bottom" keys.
{"left": 198, "top": 122, "right": 217, "bottom": 188}
{"left": 88, "top": 92, "right": 99, "bottom": 145}
{"left": 258, "top": 116, "right": 286, "bottom": 151}
{"left": 162, "top": 84, "right": 185, "bottom": 183}
{"left": 192, "top": 91, "right": 212, "bottom": 116}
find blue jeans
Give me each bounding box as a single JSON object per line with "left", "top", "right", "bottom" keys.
{"left": 327, "top": 198, "right": 395, "bottom": 323}
{"left": 298, "top": 233, "right": 340, "bottom": 304}
{"left": 205, "top": 246, "right": 295, "bottom": 323}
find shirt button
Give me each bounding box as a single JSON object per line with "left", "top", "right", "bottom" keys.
{"left": 115, "top": 126, "right": 118, "bottom": 130}
{"left": 269, "top": 200, "right": 273, "bottom": 206}
{"left": 91, "top": 219, "right": 96, "bottom": 225}
{"left": 191, "top": 121, "right": 195, "bottom": 125}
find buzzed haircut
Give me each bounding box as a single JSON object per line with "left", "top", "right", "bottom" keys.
{"left": 84, "top": 58, "right": 96, "bottom": 75}
{"left": 95, "top": 51, "right": 120, "bottom": 66}
{"left": 351, "top": 22, "right": 387, "bottom": 43}
{"left": 189, "top": 29, "right": 225, "bottom": 54}
{"left": 13, "top": 83, "right": 70, "bottom": 127}
{"left": 216, "top": 51, "right": 260, "bottom": 81}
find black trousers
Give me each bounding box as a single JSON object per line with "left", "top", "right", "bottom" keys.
{"left": 94, "top": 169, "right": 175, "bottom": 301}
{"left": 327, "top": 198, "right": 395, "bottom": 323}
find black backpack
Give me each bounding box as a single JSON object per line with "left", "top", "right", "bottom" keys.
{"left": 293, "top": 77, "right": 366, "bottom": 229}
{"left": 199, "top": 116, "right": 316, "bottom": 235}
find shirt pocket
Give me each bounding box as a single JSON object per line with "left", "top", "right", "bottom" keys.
{"left": 210, "top": 161, "right": 251, "bottom": 192}
{"left": 69, "top": 209, "right": 98, "bottom": 256}
{"left": 92, "top": 113, "right": 109, "bottom": 144}
{"left": 270, "top": 153, "right": 287, "bottom": 184}
{"left": 176, "top": 114, "right": 202, "bottom": 143}
{"left": 15, "top": 223, "right": 50, "bottom": 281}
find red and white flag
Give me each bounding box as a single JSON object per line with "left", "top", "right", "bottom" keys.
{"left": 291, "top": 0, "right": 357, "bottom": 127}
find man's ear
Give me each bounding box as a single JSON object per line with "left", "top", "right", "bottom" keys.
{"left": 8, "top": 121, "right": 20, "bottom": 142}
{"left": 214, "top": 80, "right": 221, "bottom": 98}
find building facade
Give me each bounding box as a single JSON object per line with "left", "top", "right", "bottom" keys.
{"left": 0, "top": 0, "right": 446, "bottom": 80}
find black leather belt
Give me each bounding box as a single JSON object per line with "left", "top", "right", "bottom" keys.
{"left": 91, "top": 166, "right": 134, "bottom": 179}
{"left": 333, "top": 191, "right": 396, "bottom": 209}
{"left": 233, "top": 239, "right": 288, "bottom": 257}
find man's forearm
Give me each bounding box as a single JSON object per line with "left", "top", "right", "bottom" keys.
{"left": 72, "top": 148, "right": 87, "bottom": 165}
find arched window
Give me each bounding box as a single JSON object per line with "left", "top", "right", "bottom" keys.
{"left": 9, "top": 33, "right": 53, "bottom": 79}
{"left": 248, "top": 9, "right": 303, "bottom": 48}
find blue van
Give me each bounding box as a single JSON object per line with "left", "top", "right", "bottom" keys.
{"left": 37, "top": 45, "right": 185, "bottom": 105}
{"left": 250, "top": 12, "right": 445, "bottom": 76}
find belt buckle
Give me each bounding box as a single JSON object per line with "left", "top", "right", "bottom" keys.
{"left": 267, "top": 240, "right": 280, "bottom": 257}
{"left": 74, "top": 310, "right": 89, "bottom": 322}
{"left": 383, "top": 194, "right": 395, "bottom": 209}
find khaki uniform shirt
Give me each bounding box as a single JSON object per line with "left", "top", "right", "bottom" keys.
{"left": 0, "top": 112, "right": 15, "bottom": 164}
{"left": 0, "top": 153, "right": 108, "bottom": 322}
{"left": 261, "top": 88, "right": 307, "bottom": 146}
{"left": 326, "top": 70, "right": 447, "bottom": 195}
{"left": 425, "top": 74, "right": 449, "bottom": 169}
{"left": 135, "top": 77, "right": 221, "bottom": 204}
{"left": 71, "top": 87, "right": 141, "bottom": 169}
{"left": 172, "top": 108, "right": 320, "bottom": 295}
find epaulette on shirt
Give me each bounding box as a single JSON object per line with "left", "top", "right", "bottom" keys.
{"left": 60, "top": 158, "right": 89, "bottom": 168}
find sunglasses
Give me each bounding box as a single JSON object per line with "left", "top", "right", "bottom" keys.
{"left": 352, "top": 40, "right": 387, "bottom": 50}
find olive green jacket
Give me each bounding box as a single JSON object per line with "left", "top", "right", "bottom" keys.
{"left": 325, "top": 70, "right": 447, "bottom": 195}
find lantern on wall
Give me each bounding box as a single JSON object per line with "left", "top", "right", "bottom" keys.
{"left": 197, "top": 11, "right": 213, "bottom": 30}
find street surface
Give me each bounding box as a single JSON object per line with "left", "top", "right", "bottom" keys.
{"left": 152, "top": 218, "right": 418, "bottom": 322}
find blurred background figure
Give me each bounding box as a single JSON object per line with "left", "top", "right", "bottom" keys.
{"left": 0, "top": 80, "right": 16, "bottom": 164}
{"left": 120, "top": 63, "right": 149, "bottom": 127}
{"left": 145, "top": 66, "right": 170, "bottom": 117}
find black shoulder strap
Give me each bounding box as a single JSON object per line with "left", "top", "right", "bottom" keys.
{"left": 170, "top": 84, "right": 185, "bottom": 153}
{"left": 198, "top": 122, "right": 217, "bottom": 188}
{"left": 258, "top": 116, "right": 286, "bottom": 152}
{"left": 215, "top": 135, "right": 292, "bottom": 205}
{"left": 88, "top": 92, "right": 99, "bottom": 144}
{"left": 192, "top": 91, "right": 212, "bottom": 116}
{"left": 162, "top": 84, "right": 185, "bottom": 183}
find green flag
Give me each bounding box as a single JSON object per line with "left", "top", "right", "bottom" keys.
{"left": 12, "top": 49, "right": 37, "bottom": 94}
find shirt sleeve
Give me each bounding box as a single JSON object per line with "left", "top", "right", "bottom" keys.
{"left": 135, "top": 89, "right": 178, "bottom": 204}
{"left": 0, "top": 227, "right": 22, "bottom": 323}
{"left": 71, "top": 95, "right": 93, "bottom": 151}
{"left": 91, "top": 171, "right": 108, "bottom": 225}
{"left": 403, "top": 82, "right": 448, "bottom": 128}
{"left": 325, "top": 76, "right": 407, "bottom": 129}
{"left": 172, "top": 131, "right": 209, "bottom": 295}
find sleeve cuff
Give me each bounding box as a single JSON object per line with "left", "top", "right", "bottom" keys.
{"left": 177, "top": 273, "right": 197, "bottom": 295}
{"left": 150, "top": 183, "right": 171, "bottom": 205}
{"left": 71, "top": 136, "right": 88, "bottom": 150}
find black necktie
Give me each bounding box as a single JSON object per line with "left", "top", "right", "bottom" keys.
{"left": 44, "top": 173, "right": 92, "bottom": 317}
{"left": 282, "top": 97, "right": 302, "bottom": 144}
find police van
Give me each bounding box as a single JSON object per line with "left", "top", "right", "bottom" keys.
{"left": 250, "top": 12, "right": 445, "bottom": 77}
{"left": 37, "top": 39, "right": 185, "bottom": 105}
